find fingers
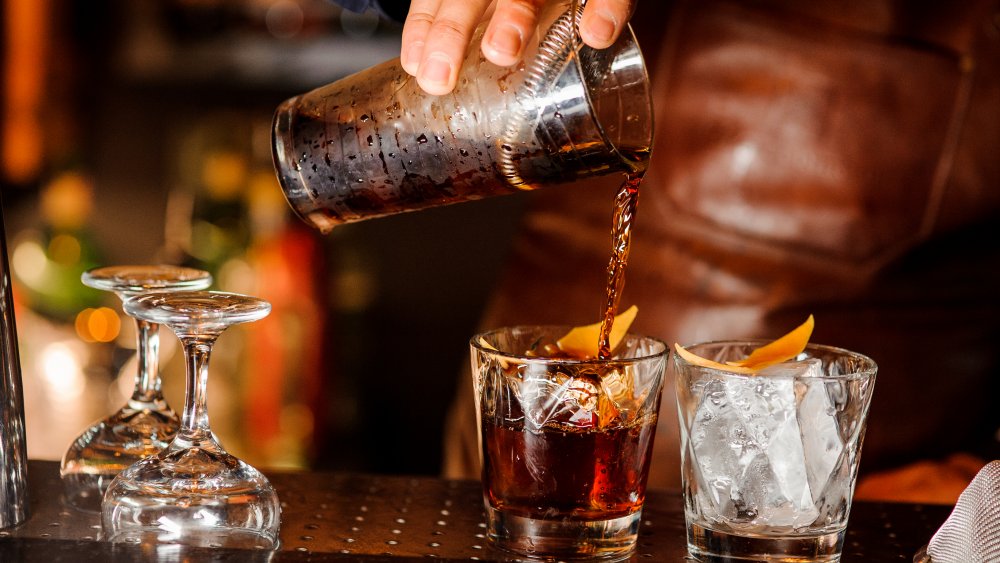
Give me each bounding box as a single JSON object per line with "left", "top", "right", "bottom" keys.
{"left": 481, "top": 0, "right": 543, "bottom": 67}
{"left": 400, "top": 0, "right": 440, "bottom": 76}
{"left": 579, "top": 0, "right": 635, "bottom": 49}
{"left": 401, "top": 0, "right": 637, "bottom": 95}
{"left": 411, "top": 0, "right": 493, "bottom": 95}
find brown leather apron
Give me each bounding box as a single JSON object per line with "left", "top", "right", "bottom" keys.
{"left": 444, "top": 0, "right": 1000, "bottom": 490}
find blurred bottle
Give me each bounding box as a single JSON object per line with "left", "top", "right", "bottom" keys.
{"left": 0, "top": 193, "right": 30, "bottom": 529}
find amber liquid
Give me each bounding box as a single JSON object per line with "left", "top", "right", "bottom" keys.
{"left": 597, "top": 170, "right": 644, "bottom": 359}
{"left": 482, "top": 417, "right": 658, "bottom": 521}
{"left": 481, "top": 164, "right": 653, "bottom": 524}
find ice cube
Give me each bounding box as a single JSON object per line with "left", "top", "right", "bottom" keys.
{"left": 757, "top": 357, "right": 819, "bottom": 376}
{"left": 517, "top": 365, "right": 600, "bottom": 430}
{"left": 725, "top": 376, "right": 816, "bottom": 527}
{"left": 597, "top": 365, "right": 643, "bottom": 427}
{"left": 759, "top": 358, "right": 846, "bottom": 503}
{"left": 797, "top": 378, "right": 844, "bottom": 504}
{"left": 689, "top": 372, "right": 822, "bottom": 529}
{"left": 690, "top": 378, "right": 746, "bottom": 519}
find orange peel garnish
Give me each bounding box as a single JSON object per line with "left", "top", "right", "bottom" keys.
{"left": 673, "top": 343, "right": 758, "bottom": 374}
{"left": 477, "top": 336, "right": 511, "bottom": 368}
{"left": 557, "top": 305, "right": 638, "bottom": 359}
{"left": 674, "top": 315, "right": 815, "bottom": 374}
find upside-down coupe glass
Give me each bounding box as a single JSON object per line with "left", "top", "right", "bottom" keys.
{"left": 61, "top": 265, "right": 212, "bottom": 511}
{"left": 102, "top": 291, "right": 280, "bottom": 549}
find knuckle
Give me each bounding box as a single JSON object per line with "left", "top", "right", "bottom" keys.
{"left": 406, "top": 11, "right": 435, "bottom": 28}
{"left": 502, "top": 0, "right": 541, "bottom": 19}
{"left": 402, "top": 11, "right": 435, "bottom": 42}
{"left": 429, "top": 17, "right": 471, "bottom": 42}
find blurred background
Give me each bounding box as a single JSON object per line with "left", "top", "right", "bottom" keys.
{"left": 1, "top": 0, "right": 530, "bottom": 475}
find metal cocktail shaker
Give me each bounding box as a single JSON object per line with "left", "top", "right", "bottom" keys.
{"left": 272, "top": 1, "right": 652, "bottom": 233}
{"left": 0, "top": 194, "right": 29, "bottom": 528}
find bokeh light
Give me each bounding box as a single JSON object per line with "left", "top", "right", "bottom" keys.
{"left": 12, "top": 237, "right": 47, "bottom": 285}
{"left": 47, "top": 233, "right": 81, "bottom": 265}
{"left": 39, "top": 341, "right": 87, "bottom": 402}
{"left": 75, "top": 307, "right": 121, "bottom": 343}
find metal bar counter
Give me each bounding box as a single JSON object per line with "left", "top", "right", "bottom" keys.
{"left": 0, "top": 460, "right": 951, "bottom": 562}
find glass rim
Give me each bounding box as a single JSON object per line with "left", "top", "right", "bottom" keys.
{"left": 471, "top": 325, "right": 668, "bottom": 364}
{"left": 562, "top": 1, "right": 654, "bottom": 170}
{"left": 82, "top": 265, "right": 212, "bottom": 294}
{"left": 497, "top": 11, "right": 652, "bottom": 186}
{"left": 123, "top": 290, "right": 271, "bottom": 326}
{"left": 674, "top": 339, "right": 877, "bottom": 379}
{"left": 574, "top": 22, "right": 653, "bottom": 171}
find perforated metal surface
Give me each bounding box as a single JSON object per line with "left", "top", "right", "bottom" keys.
{"left": 0, "top": 461, "right": 950, "bottom": 561}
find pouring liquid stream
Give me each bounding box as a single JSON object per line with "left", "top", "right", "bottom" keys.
{"left": 597, "top": 168, "right": 644, "bottom": 360}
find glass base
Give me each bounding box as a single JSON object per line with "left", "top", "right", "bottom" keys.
{"left": 61, "top": 404, "right": 178, "bottom": 512}
{"left": 686, "top": 522, "right": 845, "bottom": 562}
{"left": 104, "top": 528, "right": 277, "bottom": 550}
{"left": 61, "top": 472, "right": 118, "bottom": 513}
{"left": 102, "top": 446, "right": 280, "bottom": 549}
{"left": 485, "top": 504, "right": 641, "bottom": 561}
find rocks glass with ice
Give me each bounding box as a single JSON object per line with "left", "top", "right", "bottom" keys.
{"left": 472, "top": 326, "right": 667, "bottom": 560}
{"left": 674, "top": 341, "right": 877, "bottom": 562}
{"left": 272, "top": 1, "right": 652, "bottom": 231}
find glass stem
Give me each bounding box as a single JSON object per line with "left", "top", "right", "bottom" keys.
{"left": 178, "top": 335, "right": 218, "bottom": 443}
{"left": 131, "top": 318, "right": 162, "bottom": 404}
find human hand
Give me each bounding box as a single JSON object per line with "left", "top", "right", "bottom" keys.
{"left": 401, "top": 0, "right": 636, "bottom": 95}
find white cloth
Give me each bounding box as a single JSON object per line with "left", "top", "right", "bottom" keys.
{"left": 926, "top": 460, "right": 1000, "bottom": 563}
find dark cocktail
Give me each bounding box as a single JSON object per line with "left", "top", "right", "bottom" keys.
{"left": 472, "top": 326, "right": 667, "bottom": 559}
